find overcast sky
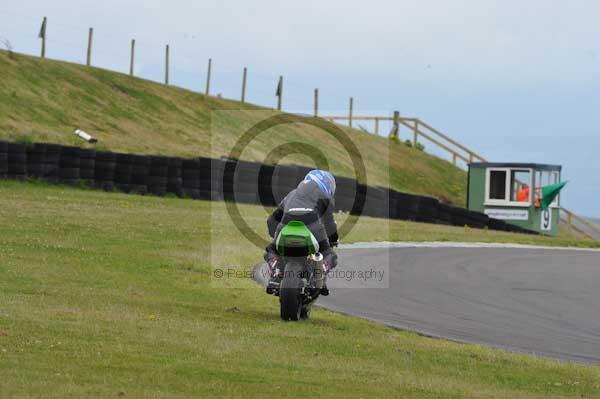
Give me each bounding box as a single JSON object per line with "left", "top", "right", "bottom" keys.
{"left": 2, "top": 0, "right": 599, "bottom": 216}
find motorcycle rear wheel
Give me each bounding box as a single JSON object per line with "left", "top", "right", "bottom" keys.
{"left": 280, "top": 261, "right": 304, "bottom": 321}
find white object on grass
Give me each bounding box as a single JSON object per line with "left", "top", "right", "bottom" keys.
{"left": 74, "top": 129, "right": 97, "bottom": 143}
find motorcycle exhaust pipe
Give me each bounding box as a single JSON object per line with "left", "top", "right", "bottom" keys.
{"left": 310, "top": 253, "right": 324, "bottom": 290}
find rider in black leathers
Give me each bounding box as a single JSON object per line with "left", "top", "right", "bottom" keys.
{"left": 265, "top": 170, "right": 339, "bottom": 294}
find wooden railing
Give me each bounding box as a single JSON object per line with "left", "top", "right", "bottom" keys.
{"left": 398, "top": 118, "right": 487, "bottom": 166}
{"left": 323, "top": 115, "right": 397, "bottom": 136}
{"left": 320, "top": 112, "right": 600, "bottom": 242}
{"left": 321, "top": 114, "right": 487, "bottom": 167}
{"left": 560, "top": 208, "right": 600, "bottom": 240}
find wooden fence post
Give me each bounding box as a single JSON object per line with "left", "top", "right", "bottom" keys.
{"left": 241, "top": 67, "right": 247, "bottom": 103}
{"left": 165, "top": 45, "right": 170, "bottom": 85}
{"left": 276, "top": 76, "right": 283, "bottom": 110}
{"left": 39, "top": 17, "right": 47, "bottom": 58}
{"left": 205, "top": 58, "right": 212, "bottom": 96}
{"left": 130, "top": 39, "right": 136, "bottom": 76}
{"left": 375, "top": 117, "right": 380, "bottom": 135}
{"left": 348, "top": 97, "right": 354, "bottom": 127}
{"left": 392, "top": 111, "right": 400, "bottom": 139}
{"left": 413, "top": 120, "right": 419, "bottom": 147}
{"left": 86, "top": 28, "right": 94, "bottom": 66}
{"left": 314, "top": 88, "right": 319, "bottom": 117}
{"left": 452, "top": 153, "right": 458, "bottom": 166}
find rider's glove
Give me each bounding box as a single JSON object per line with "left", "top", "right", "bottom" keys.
{"left": 323, "top": 262, "right": 332, "bottom": 274}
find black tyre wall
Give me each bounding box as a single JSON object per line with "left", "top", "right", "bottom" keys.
{"left": 6, "top": 143, "right": 26, "bottom": 179}
{"left": 0, "top": 152, "right": 7, "bottom": 177}
{"left": 0, "top": 140, "right": 533, "bottom": 235}
{"left": 58, "top": 147, "right": 80, "bottom": 184}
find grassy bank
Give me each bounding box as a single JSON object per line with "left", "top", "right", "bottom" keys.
{"left": 1, "top": 180, "right": 599, "bottom": 398}
{"left": 0, "top": 50, "right": 466, "bottom": 205}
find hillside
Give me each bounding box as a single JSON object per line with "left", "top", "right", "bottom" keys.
{"left": 0, "top": 50, "right": 466, "bottom": 205}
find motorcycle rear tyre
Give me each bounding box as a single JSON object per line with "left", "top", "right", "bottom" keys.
{"left": 280, "top": 262, "right": 303, "bottom": 321}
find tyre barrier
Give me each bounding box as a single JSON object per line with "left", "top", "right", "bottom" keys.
{"left": 58, "top": 145, "right": 81, "bottom": 185}
{"left": 79, "top": 148, "right": 96, "bottom": 186}
{"left": 95, "top": 151, "right": 116, "bottom": 191}
{"left": 167, "top": 157, "right": 183, "bottom": 197}
{"left": 45, "top": 144, "right": 61, "bottom": 182}
{"left": 0, "top": 140, "right": 536, "bottom": 235}
{"left": 181, "top": 158, "right": 202, "bottom": 199}
{"left": 130, "top": 154, "right": 149, "bottom": 195}
{"left": 25, "top": 143, "right": 46, "bottom": 178}
{"left": 114, "top": 153, "right": 133, "bottom": 192}
{"left": 148, "top": 156, "right": 169, "bottom": 196}
{"left": 0, "top": 141, "right": 7, "bottom": 178}
{"left": 7, "top": 143, "right": 27, "bottom": 180}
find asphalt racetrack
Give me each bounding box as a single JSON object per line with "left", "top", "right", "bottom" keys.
{"left": 256, "top": 243, "right": 600, "bottom": 364}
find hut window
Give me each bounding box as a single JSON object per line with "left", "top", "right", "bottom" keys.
{"left": 489, "top": 170, "right": 507, "bottom": 200}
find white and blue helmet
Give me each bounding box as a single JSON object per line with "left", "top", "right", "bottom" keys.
{"left": 304, "top": 170, "right": 336, "bottom": 199}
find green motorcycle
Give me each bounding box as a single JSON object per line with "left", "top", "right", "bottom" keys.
{"left": 268, "top": 221, "right": 326, "bottom": 321}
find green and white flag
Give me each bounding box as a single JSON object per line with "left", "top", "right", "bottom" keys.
{"left": 540, "top": 181, "right": 568, "bottom": 210}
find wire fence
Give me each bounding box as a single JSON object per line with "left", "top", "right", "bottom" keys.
{"left": 0, "top": 11, "right": 369, "bottom": 117}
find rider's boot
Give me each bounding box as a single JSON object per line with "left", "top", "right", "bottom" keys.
{"left": 320, "top": 259, "right": 332, "bottom": 296}
{"left": 321, "top": 253, "right": 337, "bottom": 296}
{"left": 266, "top": 256, "right": 282, "bottom": 295}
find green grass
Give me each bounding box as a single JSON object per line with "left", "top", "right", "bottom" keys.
{"left": 0, "top": 50, "right": 466, "bottom": 205}
{"left": 1, "top": 180, "right": 599, "bottom": 398}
